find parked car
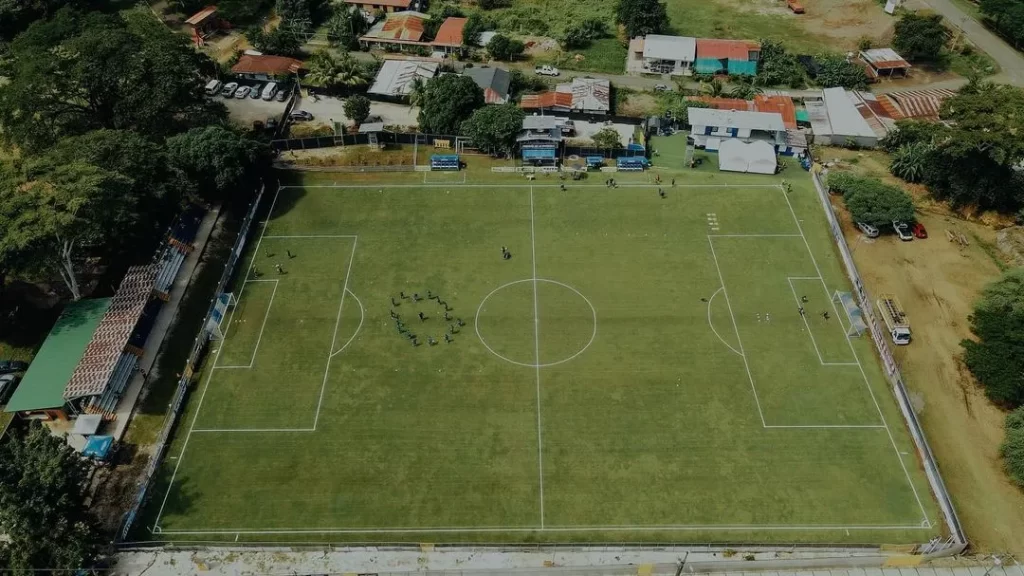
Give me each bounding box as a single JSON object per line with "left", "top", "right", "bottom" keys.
{"left": 220, "top": 82, "right": 238, "bottom": 97}
{"left": 534, "top": 65, "right": 560, "bottom": 76}
{"left": 289, "top": 110, "right": 314, "bottom": 122}
{"left": 204, "top": 79, "right": 222, "bottom": 96}
{"left": 892, "top": 220, "right": 913, "bottom": 241}
{"left": 654, "top": 84, "right": 670, "bottom": 91}
{"left": 0, "top": 360, "right": 28, "bottom": 375}
{"left": 0, "top": 374, "right": 19, "bottom": 403}
{"left": 855, "top": 222, "right": 879, "bottom": 238}
{"left": 912, "top": 222, "right": 928, "bottom": 239}
{"left": 266, "top": 116, "right": 278, "bottom": 131}
{"left": 234, "top": 86, "right": 251, "bottom": 99}
{"left": 262, "top": 82, "right": 278, "bottom": 101}
{"left": 249, "top": 83, "right": 262, "bottom": 99}
{"left": 276, "top": 88, "right": 289, "bottom": 102}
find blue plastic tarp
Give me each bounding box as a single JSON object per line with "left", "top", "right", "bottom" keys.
{"left": 694, "top": 58, "right": 725, "bottom": 74}
{"left": 727, "top": 59, "right": 758, "bottom": 76}
{"left": 82, "top": 435, "right": 114, "bottom": 460}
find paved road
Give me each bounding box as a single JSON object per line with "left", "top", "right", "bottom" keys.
{"left": 917, "top": 0, "right": 1024, "bottom": 86}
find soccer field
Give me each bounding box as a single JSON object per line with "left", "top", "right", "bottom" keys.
{"left": 147, "top": 172, "right": 940, "bottom": 543}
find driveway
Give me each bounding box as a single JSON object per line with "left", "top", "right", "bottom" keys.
{"left": 221, "top": 92, "right": 289, "bottom": 126}
{"left": 916, "top": 0, "right": 1024, "bottom": 86}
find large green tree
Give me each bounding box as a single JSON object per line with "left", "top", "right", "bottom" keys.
{"left": 1003, "top": 406, "right": 1024, "bottom": 487}
{"left": 815, "top": 53, "right": 869, "bottom": 89}
{"left": 963, "top": 268, "right": 1024, "bottom": 406}
{"left": 344, "top": 95, "right": 371, "bottom": 125}
{"left": 166, "top": 126, "right": 268, "bottom": 203}
{"left": 488, "top": 33, "right": 525, "bottom": 61}
{"left": 305, "top": 50, "right": 372, "bottom": 91}
{"left": 0, "top": 7, "right": 225, "bottom": 151}
{"left": 0, "top": 423, "right": 101, "bottom": 572}
{"left": 418, "top": 74, "right": 485, "bottom": 136}
{"left": 591, "top": 127, "right": 622, "bottom": 148}
{"left": 893, "top": 12, "right": 947, "bottom": 61}
{"left": 980, "top": 0, "right": 1024, "bottom": 49}
{"left": 828, "top": 173, "right": 915, "bottom": 228}
{"left": 0, "top": 0, "right": 83, "bottom": 41}
{"left": 461, "top": 104, "right": 525, "bottom": 156}
{"left": 0, "top": 161, "right": 134, "bottom": 299}
{"left": 326, "top": 4, "right": 368, "bottom": 49}
{"left": 616, "top": 0, "right": 667, "bottom": 38}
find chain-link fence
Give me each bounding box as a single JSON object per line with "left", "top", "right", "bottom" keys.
{"left": 118, "top": 183, "right": 268, "bottom": 542}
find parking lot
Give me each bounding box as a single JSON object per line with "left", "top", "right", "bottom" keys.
{"left": 217, "top": 81, "right": 289, "bottom": 126}
{"left": 291, "top": 95, "right": 419, "bottom": 129}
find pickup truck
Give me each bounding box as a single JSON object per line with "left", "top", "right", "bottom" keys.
{"left": 534, "top": 65, "right": 560, "bottom": 77}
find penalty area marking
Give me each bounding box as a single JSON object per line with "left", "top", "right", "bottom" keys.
{"left": 474, "top": 278, "right": 598, "bottom": 369}
{"left": 707, "top": 287, "right": 742, "bottom": 357}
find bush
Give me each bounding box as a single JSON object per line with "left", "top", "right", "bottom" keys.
{"left": 1005, "top": 408, "right": 1024, "bottom": 487}
{"left": 488, "top": 33, "right": 525, "bottom": 61}
{"left": 828, "top": 173, "right": 915, "bottom": 227}
{"left": 815, "top": 53, "right": 869, "bottom": 89}
{"left": 560, "top": 18, "right": 608, "bottom": 50}
{"left": 963, "top": 269, "right": 1024, "bottom": 406}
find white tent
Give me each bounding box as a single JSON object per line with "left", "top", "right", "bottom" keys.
{"left": 718, "top": 139, "right": 777, "bottom": 174}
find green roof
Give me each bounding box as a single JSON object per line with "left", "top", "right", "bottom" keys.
{"left": 5, "top": 298, "right": 112, "bottom": 413}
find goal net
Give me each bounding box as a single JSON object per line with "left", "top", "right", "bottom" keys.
{"left": 205, "top": 292, "right": 236, "bottom": 340}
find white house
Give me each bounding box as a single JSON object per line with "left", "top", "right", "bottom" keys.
{"left": 628, "top": 35, "right": 696, "bottom": 76}
{"left": 687, "top": 108, "right": 787, "bottom": 152}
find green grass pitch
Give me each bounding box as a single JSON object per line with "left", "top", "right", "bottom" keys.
{"left": 145, "top": 169, "right": 940, "bottom": 544}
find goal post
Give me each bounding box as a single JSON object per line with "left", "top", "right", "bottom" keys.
{"left": 832, "top": 290, "right": 868, "bottom": 337}
{"left": 205, "top": 292, "right": 236, "bottom": 340}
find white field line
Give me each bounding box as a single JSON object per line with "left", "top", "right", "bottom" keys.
{"left": 707, "top": 236, "right": 767, "bottom": 427}
{"left": 245, "top": 279, "right": 279, "bottom": 283}
{"left": 764, "top": 424, "right": 887, "bottom": 429}
{"left": 313, "top": 237, "right": 358, "bottom": 431}
{"left": 787, "top": 277, "right": 826, "bottom": 365}
{"left": 263, "top": 234, "right": 358, "bottom": 239}
{"left": 191, "top": 427, "right": 315, "bottom": 433}
{"left": 283, "top": 184, "right": 783, "bottom": 190}
{"left": 779, "top": 187, "right": 931, "bottom": 526}
{"left": 151, "top": 183, "right": 285, "bottom": 530}
{"left": 330, "top": 289, "right": 364, "bottom": 358}
{"left": 155, "top": 523, "right": 934, "bottom": 535}
{"left": 708, "top": 234, "right": 803, "bottom": 238}
{"left": 244, "top": 280, "right": 278, "bottom": 369}
{"left": 529, "top": 186, "right": 545, "bottom": 529}
{"left": 706, "top": 287, "right": 743, "bottom": 356}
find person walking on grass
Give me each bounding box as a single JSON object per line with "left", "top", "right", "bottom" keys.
{"left": 419, "top": 311, "right": 426, "bottom": 321}
{"left": 275, "top": 264, "right": 284, "bottom": 274}
{"left": 286, "top": 249, "right": 294, "bottom": 259}
{"left": 391, "top": 297, "right": 400, "bottom": 307}
{"left": 822, "top": 311, "right": 830, "bottom": 321}
{"left": 445, "top": 333, "right": 453, "bottom": 343}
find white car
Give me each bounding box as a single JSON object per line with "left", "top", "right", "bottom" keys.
{"left": 204, "top": 79, "right": 222, "bottom": 96}
{"left": 534, "top": 65, "right": 560, "bottom": 76}
{"left": 856, "top": 221, "right": 879, "bottom": 238}
{"left": 892, "top": 220, "right": 913, "bottom": 241}
{"left": 220, "top": 82, "right": 238, "bottom": 97}
{"left": 234, "top": 86, "right": 251, "bottom": 99}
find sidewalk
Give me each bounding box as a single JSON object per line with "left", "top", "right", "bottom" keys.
{"left": 113, "top": 548, "right": 1022, "bottom": 576}
{"left": 110, "top": 207, "right": 221, "bottom": 441}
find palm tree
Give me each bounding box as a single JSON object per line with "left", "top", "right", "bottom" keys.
{"left": 305, "top": 50, "right": 371, "bottom": 91}
{"left": 407, "top": 76, "right": 428, "bottom": 108}
{"left": 727, "top": 80, "right": 763, "bottom": 100}
{"left": 701, "top": 78, "right": 725, "bottom": 98}
{"left": 889, "top": 141, "right": 932, "bottom": 183}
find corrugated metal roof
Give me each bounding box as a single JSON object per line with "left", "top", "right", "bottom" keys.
{"left": 364, "top": 12, "right": 427, "bottom": 42}
{"left": 859, "top": 48, "right": 910, "bottom": 70}
{"left": 822, "top": 87, "right": 877, "bottom": 139}
{"left": 368, "top": 59, "right": 438, "bottom": 96}
{"left": 879, "top": 88, "right": 956, "bottom": 120}
{"left": 231, "top": 55, "right": 302, "bottom": 75}
{"left": 568, "top": 77, "right": 610, "bottom": 112}
{"left": 754, "top": 95, "right": 797, "bottom": 129}
{"left": 696, "top": 38, "right": 760, "bottom": 61}
{"left": 432, "top": 17, "right": 466, "bottom": 47}
{"left": 643, "top": 35, "right": 696, "bottom": 62}
{"left": 520, "top": 91, "right": 573, "bottom": 109}
{"left": 463, "top": 67, "right": 511, "bottom": 103}
{"left": 185, "top": 6, "right": 217, "bottom": 26}
{"left": 687, "top": 107, "right": 786, "bottom": 132}
{"left": 64, "top": 265, "right": 157, "bottom": 399}
{"left": 4, "top": 299, "right": 112, "bottom": 413}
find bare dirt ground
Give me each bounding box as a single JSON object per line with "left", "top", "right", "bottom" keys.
{"left": 819, "top": 149, "right": 1024, "bottom": 554}
{"left": 724, "top": 0, "right": 901, "bottom": 48}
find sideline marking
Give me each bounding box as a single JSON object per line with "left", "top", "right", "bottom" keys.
{"left": 779, "top": 186, "right": 931, "bottom": 526}
{"left": 214, "top": 280, "right": 278, "bottom": 370}
{"left": 707, "top": 287, "right": 743, "bottom": 357}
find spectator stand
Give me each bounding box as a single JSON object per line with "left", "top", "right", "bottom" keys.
{"left": 430, "top": 154, "right": 460, "bottom": 171}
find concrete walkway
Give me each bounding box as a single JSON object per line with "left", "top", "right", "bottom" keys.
{"left": 113, "top": 549, "right": 1021, "bottom": 576}
{"left": 110, "top": 207, "right": 221, "bottom": 441}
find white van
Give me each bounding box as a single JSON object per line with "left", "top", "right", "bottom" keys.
{"left": 261, "top": 82, "right": 278, "bottom": 101}
{"left": 204, "top": 79, "right": 223, "bottom": 96}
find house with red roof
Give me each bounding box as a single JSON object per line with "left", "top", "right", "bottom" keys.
{"left": 344, "top": 0, "right": 416, "bottom": 14}
{"left": 694, "top": 38, "right": 761, "bottom": 76}
{"left": 359, "top": 12, "right": 467, "bottom": 54}
{"left": 230, "top": 54, "right": 303, "bottom": 81}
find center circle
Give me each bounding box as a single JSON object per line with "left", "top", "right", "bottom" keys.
{"left": 475, "top": 279, "right": 597, "bottom": 368}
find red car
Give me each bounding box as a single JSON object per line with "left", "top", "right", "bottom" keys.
{"left": 912, "top": 222, "right": 928, "bottom": 239}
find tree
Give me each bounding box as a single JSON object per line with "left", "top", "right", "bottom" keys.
{"left": 815, "top": 53, "right": 869, "bottom": 89}
{"left": 166, "top": 126, "right": 268, "bottom": 203}
{"left": 560, "top": 18, "right": 608, "bottom": 50}
{"left": 879, "top": 119, "right": 947, "bottom": 153}
{"left": 701, "top": 78, "right": 726, "bottom": 97}
{"left": 0, "top": 8, "right": 225, "bottom": 151}
{"left": 461, "top": 104, "right": 524, "bottom": 156}
{"left": 727, "top": 80, "right": 763, "bottom": 99}
{"left": 963, "top": 268, "right": 1024, "bottom": 406}
{"left": 616, "top": 0, "right": 667, "bottom": 37}
{"left": 0, "top": 161, "right": 133, "bottom": 299}
{"left": 344, "top": 95, "right": 371, "bottom": 125}
{"left": 477, "top": 0, "right": 511, "bottom": 8}
{"left": 305, "top": 49, "right": 372, "bottom": 91}
{"left": 0, "top": 423, "right": 101, "bottom": 571}
{"left": 893, "top": 12, "right": 947, "bottom": 61}
{"left": 756, "top": 39, "right": 806, "bottom": 87}
{"left": 488, "top": 33, "right": 525, "bottom": 61}
{"left": 407, "top": 76, "right": 428, "bottom": 108}
{"left": 418, "top": 74, "right": 484, "bottom": 135}
{"left": 662, "top": 97, "right": 712, "bottom": 127}
{"left": 326, "top": 5, "right": 369, "bottom": 49}
{"left": 829, "top": 173, "right": 915, "bottom": 228}
{"left": 1002, "top": 406, "right": 1024, "bottom": 487}
{"left": 462, "top": 12, "right": 486, "bottom": 46}
{"left": 591, "top": 127, "right": 622, "bottom": 149}
{"left": 0, "top": 0, "right": 82, "bottom": 41}
{"left": 245, "top": 23, "right": 303, "bottom": 56}
{"left": 889, "top": 141, "right": 933, "bottom": 183}
{"left": 980, "top": 0, "right": 1024, "bottom": 49}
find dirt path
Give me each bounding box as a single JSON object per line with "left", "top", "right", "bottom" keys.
{"left": 837, "top": 205, "right": 1024, "bottom": 553}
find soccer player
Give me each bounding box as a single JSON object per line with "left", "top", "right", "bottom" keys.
{"left": 418, "top": 312, "right": 426, "bottom": 321}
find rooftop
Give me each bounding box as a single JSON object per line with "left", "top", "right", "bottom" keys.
{"left": 5, "top": 298, "right": 112, "bottom": 413}
{"left": 520, "top": 91, "right": 573, "bottom": 110}
{"left": 363, "top": 11, "right": 428, "bottom": 43}
{"left": 368, "top": 59, "right": 438, "bottom": 96}
{"left": 696, "top": 38, "right": 761, "bottom": 61}
{"left": 643, "top": 34, "right": 696, "bottom": 62}
{"left": 432, "top": 17, "right": 466, "bottom": 47}
{"left": 231, "top": 54, "right": 302, "bottom": 76}
{"left": 463, "top": 67, "right": 511, "bottom": 103}
{"left": 822, "top": 87, "right": 878, "bottom": 138}
{"left": 567, "top": 77, "right": 611, "bottom": 112}
{"left": 878, "top": 88, "right": 957, "bottom": 120}
{"left": 687, "top": 107, "right": 786, "bottom": 132}
{"left": 344, "top": 0, "right": 413, "bottom": 6}
{"left": 185, "top": 6, "right": 217, "bottom": 26}
{"left": 859, "top": 48, "right": 911, "bottom": 69}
